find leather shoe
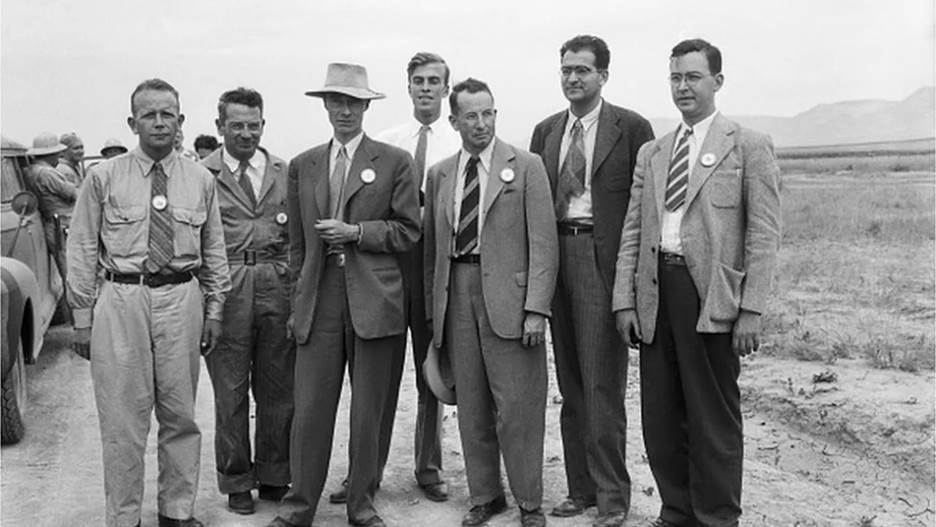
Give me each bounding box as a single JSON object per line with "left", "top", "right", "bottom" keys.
{"left": 521, "top": 507, "right": 547, "bottom": 527}
{"left": 594, "top": 511, "right": 628, "bottom": 527}
{"left": 349, "top": 515, "right": 386, "bottom": 527}
{"left": 647, "top": 518, "right": 678, "bottom": 527}
{"left": 157, "top": 515, "right": 204, "bottom": 527}
{"left": 259, "top": 484, "right": 290, "bottom": 502}
{"left": 550, "top": 497, "right": 596, "bottom": 517}
{"left": 462, "top": 495, "right": 508, "bottom": 526}
{"left": 266, "top": 516, "right": 308, "bottom": 527}
{"left": 420, "top": 481, "right": 449, "bottom": 502}
{"left": 329, "top": 480, "right": 349, "bottom": 504}
{"left": 228, "top": 490, "right": 255, "bottom": 515}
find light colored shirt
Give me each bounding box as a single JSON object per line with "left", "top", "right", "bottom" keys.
{"left": 660, "top": 110, "right": 719, "bottom": 254}
{"left": 560, "top": 99, "right": 602, "bottom": 223}
{"left": 452, "top": 139, "right": 495, "bottom": 256}
{"left": 66, "top": 148, "right": 231, "bottom": 328}
{"left": 26, "top": 161, "right": 77, "bottom": 218}
{"left": 222, "top": 147, "right": 267, "bottom": 197}
{"left": 376, "top": 115, "right": 462, "bottom": 192}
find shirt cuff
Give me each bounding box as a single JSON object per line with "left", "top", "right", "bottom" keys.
{"left": 73, "top": 308, "right": 93, "bottom": 329}
{"left": 204, "top": 298, "right": 224, "bottom": 322}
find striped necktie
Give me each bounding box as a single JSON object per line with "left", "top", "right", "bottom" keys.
{"left": 555, "top": 118, "right": 586, "bottom": 219}
{"left": 145, "top": 162, "right": 174, "bottom": 273}
{"left": 664, "top": 127, "right": 693, "bottom": 212}
{"left": 238, "top": 159, "right": 257, "bottom": 207}
{"left": 454, "top": 156, "right": 480, "bottom": 256}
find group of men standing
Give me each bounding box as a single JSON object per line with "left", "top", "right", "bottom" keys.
{"left": 65, "top": 33, "right": 780, "bottom": 527}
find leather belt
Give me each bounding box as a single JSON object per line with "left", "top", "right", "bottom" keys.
{"left": 105, "top": 271, "right": 195, "bottom": 287}
{"left": 557, "top": 223, "right": 594, "bottom": 236}
{"left": 326, "top": 252, "right": 346, "bottom": 268}
{"left": 660, "top": 252, "right": 686, "bottom": 266}
{"left": 451, "top": 254, "right": 481, "bottom": 265}
{"left": 228, "top": 250, "right": 286, "bottom": 266}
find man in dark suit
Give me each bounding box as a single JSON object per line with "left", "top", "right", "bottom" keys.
{"left": 268, "top": 63, "right": 421, "bottom": 527}
{"left": 424, "top": 78, "right": 558, "bottom": 527}
{"left": 614, "top": 39, "right": 781, "bottom": 527}
{"left": 529, "top": 34, "right": 654, "bottom": 527}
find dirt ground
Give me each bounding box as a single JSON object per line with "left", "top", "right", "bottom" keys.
{"left": 2, "top": 324, "right": 933, "bottom": 527}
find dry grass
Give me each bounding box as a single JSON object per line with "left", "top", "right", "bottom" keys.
{"left": 778, "top": 153, "right": 934, "bottom": 174}
{"left": 760, "top": 169, "right": 935, "bottom": 372}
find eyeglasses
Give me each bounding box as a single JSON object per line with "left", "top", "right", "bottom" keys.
{"left": 669, "top": 73, "right": 712, "bottom": 87}
{"left": 225, "top": 121, "right": 263, "bottom": 133}
{"left": 560, "top": 65, "right": 599, "bottom": 78}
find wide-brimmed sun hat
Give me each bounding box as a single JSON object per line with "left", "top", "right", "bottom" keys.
{"left": 27, "top": 132, "right": 67, "bottom": 156}
{"left": 304, "top": 63, "right": 385, "bottom": 101}
{"left": 422, "top": 343, "right": 456, "bottom": 405}
{"left": 100, "top": 138, "right": 128, "bottom": 156}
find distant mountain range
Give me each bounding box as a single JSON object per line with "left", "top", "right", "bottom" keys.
{"left": 649, "top": 86, "right": 935, "bottom": 147}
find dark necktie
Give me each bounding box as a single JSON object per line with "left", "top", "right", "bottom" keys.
{"left": 415, "top": 125, "right": 429, "bottom": 205}
{"left": 145, "top": 162, "right": 173, "bottom": 273}
{"left": 238, "top": 159, "right": 257, "bottom": 208}
{"left": 664, "top": 127, "right": 693, "bottom": 212}
{"left": 555, "top": 118, "right": 586, "bottom": 220}
{"left": 454, "top": 156, "right": 480, "bottom": 256}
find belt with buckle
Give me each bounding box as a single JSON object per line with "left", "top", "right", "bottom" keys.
{"left": 229, "top": 250, "right": 286, "bottom": 266}
{"left": 557, "top": 223, "right": 594, "bottom": 236}
{"left": 105, "top": 270, "right": 195, "bottom": 287}
{"left": 451, "top": 254, "right": 481, "bottom": 265}
{"left": 326, "top": 252, "right": 346, "bottom": 268}
{"left": 660, "top": 252, "right": 686, "bottom": 266}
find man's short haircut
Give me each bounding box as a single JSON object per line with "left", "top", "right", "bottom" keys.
{"left": 407, "top": 52, "right": 450, "bottom": 85}
{"left": 217, "top": 87, "right": 264, "bottom": 123}
{"left": 130, "top": 78, "right": 180, "bottom": 115}
{"left": 194, "top": 135, "right": 220, "bottom": 151}
{"left": 59, "top": 132, "right": 81, "bottom": 148}
{"left": 560, "top": 35, "right": 611, "bottom": 70}
{"left": 448, "top": 78, "right": 492, "bottom": 116}
{"left": 671, "top": 38, "right": 722, "bottom": 75}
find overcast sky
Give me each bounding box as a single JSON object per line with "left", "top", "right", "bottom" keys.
{"left": 1, "top": 0, "right": 933, "bottom": 158}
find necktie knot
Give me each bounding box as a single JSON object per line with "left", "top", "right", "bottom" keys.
{"left": 571, "top": 118, "right": 583, "bottom": 135}
{"left": 238, "top": 159, "right": 250, "bottom": 175}
{"left": 467, "top": 156, "right": 480, "bottom": 170}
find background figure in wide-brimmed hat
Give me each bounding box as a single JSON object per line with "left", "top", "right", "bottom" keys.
{"left": 268, "top": 62, "right": 420, "bottom": 527}
{"left": 25, "top": 132, "right": 76, "bottom": 322}
{"left": 57, "top": 132, "right": 86, "bottom": 187}
{"left": 100, "top": 138, "right": 128, "bottom": 159}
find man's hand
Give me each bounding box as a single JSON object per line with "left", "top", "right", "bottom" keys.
{"left": 732, "top": 309, "right": 761, "bottom": 357}
{"left": 615, "top": 309, "right": 641, "bottom": 348}
{"left": 522, "top": 312, "right": 546, "bottom": 348}
{"left": 201, "top": 319, "right": 223, "bottom": 357}
{"left": 314, "top": 219, "right": 360, "bottom": 245}
{"left": 72, "top": 327, "right": 91, "bottom": 361}
{"left": 286, "top": 314, "right": 295, "bottom": 341}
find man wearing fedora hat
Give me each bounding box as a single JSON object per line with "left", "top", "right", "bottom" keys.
{"left": 25, "top": 132, "right": 77, "bottom": 319}
{"left": 269, "top": 63, "right": 420, "bottom": 527}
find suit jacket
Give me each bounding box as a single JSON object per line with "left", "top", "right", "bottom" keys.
{"left": 424, "top": 139, "right": 558, "bottom": 347}
{"left": 612, "top": 114, "right": 781, "bottom": 342}
{"left": 288, "top": 135, "right": 421, "bottom": 344}
{"left": 530, "top": 101, "right": 654, "bottom": 289}
{"left": 202, "top": 146, "right": 290, "bottom": 262}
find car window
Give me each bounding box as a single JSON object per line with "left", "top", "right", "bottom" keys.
{"left": 1, "top": 158, "right": 24, "bottom": 203}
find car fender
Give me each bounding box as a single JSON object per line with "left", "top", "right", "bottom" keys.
{"left": 2, "top": 257, "right": 38, "bottom": 379}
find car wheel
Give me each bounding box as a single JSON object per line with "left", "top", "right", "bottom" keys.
{"left": 1, "top": 336, "right": 27, "bottom": 444}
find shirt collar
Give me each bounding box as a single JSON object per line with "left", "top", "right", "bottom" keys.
{"left": 331, "top": 131, "right": 365, "bottom": 160}
{"left": 565, "top": 98, "right": 603, "bottom": 135}
{"left": 132, "top": 147, "right": 178, "bottom": 175}
{"left": 222, "top": 147, "right": 264, "bottom": 173}
{"left": 410, "top": 115, "right": 447, "bottom": 137}
{"left": 679, "top": 110, "right": 719, "bottom": 140}
{"left": 460, "top": 138, "right": 496, "bottom": 173}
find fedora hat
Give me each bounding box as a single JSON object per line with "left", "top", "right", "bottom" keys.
{"left": 305, "top": 63, "right": 385, "bottom": 101}
{"left": 422, "top": 343, "right": 455, "bottom": 405}
{"left": 27, "top": 132, "right": 67, "bottom": 156}
{"left": 100, "top": 138, "right": 128, "bottom": 156}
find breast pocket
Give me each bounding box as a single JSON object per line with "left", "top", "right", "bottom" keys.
{"left": 102, "top": 205, "right": 147, "bottom": 256}
{"left": 170, "top": 207, "right": 207, "bottom": 257}
{"left": 710, "top": 169, "right": 741, "bottom": 208}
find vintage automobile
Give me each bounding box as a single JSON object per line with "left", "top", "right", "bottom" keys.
{"left": 1, "top": 136, "right": 63, "bottom": 444}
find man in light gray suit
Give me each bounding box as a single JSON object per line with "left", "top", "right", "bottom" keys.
{"left": 613, "top": 39, "right": 781, "bottom": 527}
{"left": 424, "top": 78, "right": 558, "bottom": 527}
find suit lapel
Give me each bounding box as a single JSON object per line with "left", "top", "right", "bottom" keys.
{"left": 214, "top": 153, "right": 255, "bottom": 210}
{"left": 482, "top": 139, "right": 511, "bottom": 217}
{"left": 592, "top": 103, "right": 621, "bottom": 178}
{"left": 312, "top": 146, "right": 329, "bottom": 218}
{"left": 543, "top": 114, "right": 567, "bottom": 184}
{"left": 341, "top": 135, "right": 377, "bottom": 213}
{"left": 684, "top": 114, "right": 735, "bottom": 209}
{"left": 439, "top": 155, "right": 458, "bottom": 228}
{"left": 256, "top": 148, "right": 279, "bottom": 205}
{"left": 652, "top": 130, "right": 677, "bottom": 223}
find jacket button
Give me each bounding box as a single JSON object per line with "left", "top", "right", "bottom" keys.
{"left": 651, "top": 277, "right": 657, "bottom": 285}
{"left": 651, "top": 246, "right": 657, "bottom": 253}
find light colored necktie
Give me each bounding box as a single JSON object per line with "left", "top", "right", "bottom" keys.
{"left": 329, "top": 145, "right": 348, "bottom": 219}
{"left": 664, "top": 127, "right": 693, "bottom": 212}
{"left": 145, "top": 163, "right": 173, "bottom": 273}
{"left": 454, "top": 157, "right": 480, "bottom": 256}
{"left": 555, "top": 118, "right": 586, "bottom": 219}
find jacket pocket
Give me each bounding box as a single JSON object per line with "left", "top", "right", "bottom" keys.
{"left": 711, "top": 170, "right": 741, "bottom": 208}
{"left": 102, "top": 205, "right": 146, "bottom": 256}
{"left": 707, "top": 263, "right": 744, "bottom": 323}
{"left": 170, "top": 207, "right": 207, "bottom": 257}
